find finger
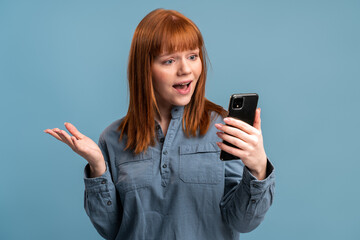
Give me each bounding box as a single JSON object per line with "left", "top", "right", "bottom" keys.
{"left": 64, "top": 122, "right": 85, "bottom": 140}
{"left": 44, "top": 129, "right": 63, "bottom": 142}
{"left": 58, "top": 129, "right": 76, "bottom": 149}
{"left": 71, "top": 136, "right": 77, "bottom": 146}
{"left": 223, "top": 117, "right": 259, "bottom": 135}
{"left": 253, "top": 108, "right": 261, "bottom": 131}
{"left": 215, "top": 123, "right": 257, "bottom": 145}
{"left": 217, "top": 141, "right": 249, "bottom": 160}
{"left": 70, "top": 136, "right": 80, "bottom": 150}
{"left": 216, "top": 132, "right": 250, "bottom": 151}
{"left": 54, "top": 128, "right": 75, "bottom": 150}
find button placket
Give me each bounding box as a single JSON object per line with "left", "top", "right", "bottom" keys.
{"left": 159, "top": 115, "right": 180, "bottom": 187}
{"left": 161, "top": 150, "right": 169, "bottom": 174}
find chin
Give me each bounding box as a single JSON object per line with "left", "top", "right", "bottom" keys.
{"left": 174, "top": 96, "right": 192, "bottom": 106}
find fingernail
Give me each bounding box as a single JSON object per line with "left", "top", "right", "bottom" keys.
{"left": 215, "top": 123, "right": 222, "bottom": 129}
{"left": 64, "top": 122, "right": 67, "bottom": 125}
{"left": 224, "top": 118, "right": 230, "bottom": 122}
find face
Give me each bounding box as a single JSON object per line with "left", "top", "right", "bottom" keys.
{"left": 151, "top": 48, "right": 202, "bottom": 112}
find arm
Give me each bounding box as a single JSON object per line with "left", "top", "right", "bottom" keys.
{"left": 44, "top": 123, "right": 122, "bottom": 239}
{"left": 215, "top": 108, "right": 275, "bottom": 232}
{"left": 83, "top": 136, "right": 122, "bottom": 240}
{"left": 219, "top": 158, "right": 275, "bottom": 233}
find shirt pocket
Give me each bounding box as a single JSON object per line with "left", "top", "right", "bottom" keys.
{"left": 179, "top": 142, "right": 222, "bottom": 184}
{"left": 115, "top": 150, "right": 154, "bottom": 193}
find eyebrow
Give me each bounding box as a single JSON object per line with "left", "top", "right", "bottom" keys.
{"left": 157, "top": 49, "right": 199, "bottom": 58}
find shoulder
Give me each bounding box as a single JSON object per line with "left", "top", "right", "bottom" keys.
{"left": 204, "top": 99, "right": 227, "bottom": 124}
{"left": 210, "top": 110, "right": 225, "bottom": 125}
{"left": 99, "top": 117, "right": 126, "bottom": 143}
{"left": 196, "top": 110, "right": 225, "bottom": 142}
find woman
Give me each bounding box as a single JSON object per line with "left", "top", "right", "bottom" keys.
{"left": 44, "top": 8, "right": 275, "bottom": 240}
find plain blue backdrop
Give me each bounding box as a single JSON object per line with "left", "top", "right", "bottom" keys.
{"left": 1, "top": 0, "right": 359, "bottom": 239}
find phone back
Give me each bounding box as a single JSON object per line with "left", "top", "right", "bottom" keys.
{"left": 228, "top": 93, "right": 258, "bottom": 125}
{"left": 220, "top": 93, "right": 258, "bottom": 161}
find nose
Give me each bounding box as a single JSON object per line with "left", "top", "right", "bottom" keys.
{"left": 177, "top": 58, "right": 191, "bottom": 76}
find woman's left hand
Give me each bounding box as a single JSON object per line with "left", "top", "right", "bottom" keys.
{"left": 215, "top": 108, "right": 267, "bottom": 180}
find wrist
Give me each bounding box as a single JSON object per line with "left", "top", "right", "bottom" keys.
{"left": 250, "top": 157, "right": 267, "bottom": 180}
{"left": 89, "top": 161, "right": 106, "bottom": 178}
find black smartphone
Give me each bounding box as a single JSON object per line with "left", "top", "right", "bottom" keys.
{"left": 220, "top": 93, "right": 259, "bottom": 161}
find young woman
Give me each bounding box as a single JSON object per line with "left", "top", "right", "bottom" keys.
{"left": 44, "top": 8, "right": 275, "bottom": 240}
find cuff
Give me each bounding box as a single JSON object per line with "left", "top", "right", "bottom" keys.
{"left": 83, "top": 161, "right": 113, "bottom": 193}
{"left": 242, "top": 158, "right": 275, "bottom": 194}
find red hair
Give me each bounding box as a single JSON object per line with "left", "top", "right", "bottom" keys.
{"left": 117, "top": 8, "right": 227, "bottom": 154}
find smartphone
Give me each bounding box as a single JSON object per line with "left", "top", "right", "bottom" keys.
{"left": 220, "top": 93, "right": 259, "bottom": 161}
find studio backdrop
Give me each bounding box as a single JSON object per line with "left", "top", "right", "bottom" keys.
{"left": 1, "top": 0, "right": 359, "bottom": 239}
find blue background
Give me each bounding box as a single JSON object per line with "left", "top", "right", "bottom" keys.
{"left": 1, "top": 0, "right": 359, "bottom": 239}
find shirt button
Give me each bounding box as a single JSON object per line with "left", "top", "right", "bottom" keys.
{"left": 162, "top": 164, "right": 167, "bottom": 168}
{"left": 101, "top": 180, "right": 106, "bottom": 184}
{"left": 163, "top": 150, "right": 168, "bottom": 155}
{"left": 107, "top": 200, "right": 112, "bottom": 206}
{"left": 252, "top": 184, "right": 259, "bottom": 188}
{"left": 160, "top": 138, "right": 165, "bottom": 143}
{"left": 156, "top": 125, "right": 160, "bottom": 130}
{"left": 251, "top": 199, "right": 256, "bottom": 204}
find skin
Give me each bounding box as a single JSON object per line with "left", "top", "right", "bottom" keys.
{"left": 215, "top": 108, "right": 268, "bottom": 180}
{"left": 43, "top": 123, "right": 106, "bottom": 177}
{"left": 151, "top": 48, "right": 202, "bottom": 135}
{"left": 44, "top": 48, "right": 268, "bottom": 180}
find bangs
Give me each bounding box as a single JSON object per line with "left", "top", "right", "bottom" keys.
{"left": 150, "top": 15, "right": 203, "bottom": 56}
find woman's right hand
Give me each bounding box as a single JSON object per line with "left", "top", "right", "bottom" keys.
{"left": 44, "top": 122, "right": 106, "bottom": 177}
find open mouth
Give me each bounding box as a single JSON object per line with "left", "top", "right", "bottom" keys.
{"left": 172, "top": 81, "right": 192, "bottom": 90}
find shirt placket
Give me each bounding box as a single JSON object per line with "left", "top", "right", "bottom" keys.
{"left": 155, "top": 107, "right": 182, "bottom": 188}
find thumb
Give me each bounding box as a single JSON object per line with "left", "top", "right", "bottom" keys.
{"left": 253, "top": 108, "right": 261, "bottom": 131}
{"left": 64, "top": 122, "right": 85, "bottom": 140}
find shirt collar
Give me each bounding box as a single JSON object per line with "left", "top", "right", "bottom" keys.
{"left": 154, "top": 105, "right": 184, "bottom": 128}
{"left": 171, "top": 105, "right": 184, "bottom": 119}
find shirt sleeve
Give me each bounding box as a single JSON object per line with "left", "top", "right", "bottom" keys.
{"left": 83, "top": 136, "right": 122, "bottom": 240}
{"left": 219, "top": 158, "right": 275, "bottom": 233}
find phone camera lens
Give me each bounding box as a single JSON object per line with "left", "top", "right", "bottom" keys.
{"left": 232, "top": 97, "right": 244, "bottom": 109}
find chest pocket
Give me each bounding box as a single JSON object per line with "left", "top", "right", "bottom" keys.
{"left": 115, "top": 150, "right": 153, "bottom": 193}
{"left": 179, "top": 142, "right": 223, "bottom": 184}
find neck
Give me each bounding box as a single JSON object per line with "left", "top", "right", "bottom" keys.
{"left": 155, "top": 101, "right": 173, "bottom": 136}
{"left": 155, "top": 104, "right": 172, "bottom": 124}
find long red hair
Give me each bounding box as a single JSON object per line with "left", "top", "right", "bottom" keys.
{"left": 117, "top": 8, "right": 227, "bottom": 154}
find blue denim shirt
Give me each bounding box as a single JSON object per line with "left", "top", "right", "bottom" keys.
{"left": 83, "top": 105, "right": 275, "bottom": 240}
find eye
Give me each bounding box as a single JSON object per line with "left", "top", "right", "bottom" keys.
{"left": 163, "top": 59, "right": 174, "bottom": 65}
{"left": 189, "top": 54, "right": 198, "bottom": 60}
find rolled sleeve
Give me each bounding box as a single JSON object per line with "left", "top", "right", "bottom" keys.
{"left": 220, "top": 158, "right": 275, "bottom": 233}
{"left": 83, "top": 138, "right": 122, "bottom": 240}
{"left": 84, "top": 161, "right": 113, "bottom": 193}
{"left": 242, "top": 159, "right": 275, "bottom": 194}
